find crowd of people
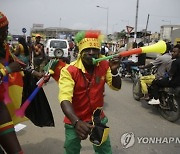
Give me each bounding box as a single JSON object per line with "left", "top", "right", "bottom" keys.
{"left": 0, "top": 11, "right": 122, "bottom": 154}
{"left": 0, "top": 11, "right": 55, "bottom": 154}
{"left": 0, "top": 10, "right": 180, "bottom": 154}
{"left": 0, "top": 11, "right": 24, "bottom": 154}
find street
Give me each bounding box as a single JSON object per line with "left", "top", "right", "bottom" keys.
{"left": 1, "top": 1, "right": 180, "bottom": 153}
{"left": 17, "top": 76, "right": 180, "bottom": 154}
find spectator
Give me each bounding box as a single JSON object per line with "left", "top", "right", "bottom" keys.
{"left": 32, "top": 34, "right": 46, "bottom": 72}
{"left": 0, "top": 11, "right": 24, "bottom": 154}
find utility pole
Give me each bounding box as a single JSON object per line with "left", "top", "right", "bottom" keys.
{"left": 134, "top": 0, "right": 139, "bottom": 42}
{"left": 96, "top": 6, "right": 109, "bottom": 37}
{"left": 144, "top": 14, "right": 150, "bottom": 43}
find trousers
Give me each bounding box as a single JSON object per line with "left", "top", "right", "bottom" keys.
{"left": 140, "top": 75, "right": 155, "bottom": 94}
{"left": 64, "top": 117, "right": 112, "bottom": 154}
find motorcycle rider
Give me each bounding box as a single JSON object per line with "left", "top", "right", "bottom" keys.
{"left": 150, "top": 44, "right": 180, "bottom": 99}
{"left": 168, "top": 44, "right": 180, "bottom": 87}
{"left": 122, "top": 41, "right": 145, "bottom": 77}
{"left": 139, "top": 42, "right": 172, "bottom": 104}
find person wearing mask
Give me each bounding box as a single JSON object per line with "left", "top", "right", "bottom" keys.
{"left": 58, "top": 30, "right": 121, "bottom": 154}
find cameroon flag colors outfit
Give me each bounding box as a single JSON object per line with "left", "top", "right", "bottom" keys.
{"left": 0, "top": 43, "right": 27, "bottom": 125}
{"left": 59, "top": 57, "right": 119, "bottom": 154}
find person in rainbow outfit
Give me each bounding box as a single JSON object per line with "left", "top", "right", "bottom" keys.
{"left": 58, "top": 30, "right": 122, "bottom": 154}
{"left": 0, "top": 11, "right": 24, "bottom": 154}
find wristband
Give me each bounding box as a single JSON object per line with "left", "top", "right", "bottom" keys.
{"left": 111, "top": 68, "right": 120, "bottom": 77}
{"left": 73, "top": 119, "right": 79, "bottom": 128}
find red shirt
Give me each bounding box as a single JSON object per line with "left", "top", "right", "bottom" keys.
{"left": 59, "top": 58, "right": 119, "bottom": 124}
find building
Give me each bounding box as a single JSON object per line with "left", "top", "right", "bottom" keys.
{"left": 160, "top": 25, "right": 180, "bottom": 42}
{"left": 150, "top": 32, "right": 160, "bottom": 42}
{"left": 171, "top": 28, "right": 180, "bottom": 45}
{"left": 31, "top": 27, "right": 79, "bottom": 40}
{"left": 30, "top": 24, "right": 81, "bottom": 41}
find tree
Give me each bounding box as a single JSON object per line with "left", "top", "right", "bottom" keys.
{"left": 116, "top": 29, "right": 127, "bottom": 40}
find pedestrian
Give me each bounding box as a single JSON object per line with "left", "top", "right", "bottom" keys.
{"left": 100, "top": 43, "right": 109, "bottom": 55}
{"left": 0, "top": 11, "right": 24, "bottom": 154}
{"left": 58, "top": 30, "right": 121, "bottom": 154}
{"left": 32, "top": 34, "right": 46, "bottom": 72}
{"left": 12, "top": 36, "right": 30, "bottom": 64}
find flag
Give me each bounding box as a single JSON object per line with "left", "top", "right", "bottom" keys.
{"left": 51, "top": 60, "right": 66, "bottom": 82}
{"left": 44, "top": 59, "right": 66, "bottom": 82}
{"left": 6, "top": 72, "right": 28, "bottom": 124}
{"left": 21, "top": 72, "right": 55, "bottom": 127}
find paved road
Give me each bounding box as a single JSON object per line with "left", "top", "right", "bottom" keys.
{"left": 17, "top": 75, "right": 180, "bottom": 154}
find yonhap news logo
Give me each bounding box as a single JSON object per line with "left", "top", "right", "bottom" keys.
{"left": 121, "top": 132, "right": 180, "bottom": 149}
{"left": 121, "top": 132, "right": 135, "bottom": 148}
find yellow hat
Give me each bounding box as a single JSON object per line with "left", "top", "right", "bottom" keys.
{"left": 75, "top": 30, "right": 104, "bottom": 52}
{"left": 35, "top": 34, "right": 41, "bottom": 38}
{"left": 0, "top": 12, "right": 8, "bottom": 28}
{"left": 78, "top": 38, "right": 101, "bottom": 52}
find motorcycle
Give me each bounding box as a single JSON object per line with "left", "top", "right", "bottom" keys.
{"left": 158, "top": 87, "right": 180, "bottom": 122}
{"left": 119, "top": 60, "right": 140, "bottom": 82}
{"left": 133, "top": 68, "right": 180, "bottom": 122}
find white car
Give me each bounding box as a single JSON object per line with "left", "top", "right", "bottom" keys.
{"left": 44, "top": 39, "right": 71, "bottom": 63}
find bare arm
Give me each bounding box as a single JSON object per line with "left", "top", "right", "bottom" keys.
{"left": 61, "top": 100, "right": 79, "bottom": 124}
{"left": 61, "top": 100, "right": 93, "bottom": 140}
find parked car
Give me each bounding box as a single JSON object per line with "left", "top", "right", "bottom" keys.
{"left": 44, "top": 39, "right": 71, "bottom": 63}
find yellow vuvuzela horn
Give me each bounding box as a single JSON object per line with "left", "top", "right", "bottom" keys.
{"left": 93, "top": 40, "right": 167, "bottom": 64}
